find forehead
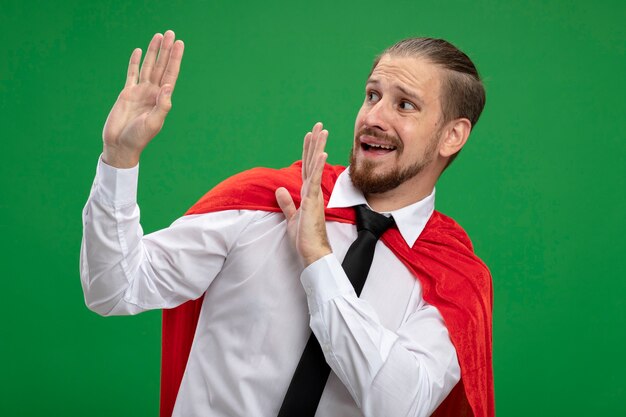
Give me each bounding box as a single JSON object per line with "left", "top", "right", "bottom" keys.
{"left": 368, "top": 54, "right": 443, "bottom": 103}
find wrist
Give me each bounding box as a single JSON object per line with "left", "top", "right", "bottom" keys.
{"left": 102, "top": 145, "right": 140, "bottom": 169}
{"left": 302, "top": 246, "right": 332, "bottom": 268}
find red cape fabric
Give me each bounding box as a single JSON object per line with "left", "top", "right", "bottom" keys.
{"left": 160, "top": 161, "right": 494, "bottom": 417}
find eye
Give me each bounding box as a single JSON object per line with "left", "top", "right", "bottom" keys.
{"left": 366, "top": 90, "right": 380, "bottom": 103}
{"left": 399, "top": 100, "right": 416, "bottom": 111}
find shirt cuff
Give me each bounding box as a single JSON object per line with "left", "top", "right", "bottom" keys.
{"left": 95, "top": 155, "right": 139, "bottom": 206}
{"left": 300, "top": 254, "right": 356, "bottom": 315}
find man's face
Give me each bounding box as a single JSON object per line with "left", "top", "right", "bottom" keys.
{"left": 350, "top": 54, "right": 446, "bottom": 195}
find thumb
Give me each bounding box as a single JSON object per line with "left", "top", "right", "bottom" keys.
{"left": 146, "top": 84, "right": 173, "bottom": 132}
{"left": 275, "top": 187, "right": 297, "bottom": 220}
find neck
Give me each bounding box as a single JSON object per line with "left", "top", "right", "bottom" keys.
{"left": 365, "top": 171, "right": 438, "bottom": 212}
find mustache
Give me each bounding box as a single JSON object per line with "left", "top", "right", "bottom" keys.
{"left": 356, "top": 127, "right": 402, "bottom": 149}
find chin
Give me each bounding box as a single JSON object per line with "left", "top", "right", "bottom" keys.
{"left": 349, "top": 152, "right": 430, "bottom": 195}
{"left": 349, "top": 162, "right": 397, "bottom": 194}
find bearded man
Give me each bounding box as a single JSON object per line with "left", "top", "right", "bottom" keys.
{"left": 81, "top": 30, "right": 493, "bottom": 417}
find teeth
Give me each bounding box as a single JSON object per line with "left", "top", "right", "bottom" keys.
{"left": 369, "top": 143, "right": 395, "bottom": 150}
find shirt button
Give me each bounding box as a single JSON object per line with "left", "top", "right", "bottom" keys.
{"left": 304, "top": 285, "right": 312, "bottom": 296}
{"left": 322, "top": 343, "right": 331, "bottom": 353}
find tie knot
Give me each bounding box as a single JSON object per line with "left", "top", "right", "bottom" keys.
{"left": 354, "top": 204, "right": 395, "bottom": 239}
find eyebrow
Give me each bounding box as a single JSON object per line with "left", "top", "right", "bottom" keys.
{"left": 367, "top": 78, "right": 425, "bottom": 106}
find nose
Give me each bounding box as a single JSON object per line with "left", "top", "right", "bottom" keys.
{"left": 362, "top": 100, "right": 390, "bottom": 132}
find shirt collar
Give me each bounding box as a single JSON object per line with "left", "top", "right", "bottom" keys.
{"left": 327, "top": 167, "right": 435, "bottom": 248}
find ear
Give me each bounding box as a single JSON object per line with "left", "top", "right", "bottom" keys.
{"left": 439, "top": 118, "right": 471, "bottom": 158}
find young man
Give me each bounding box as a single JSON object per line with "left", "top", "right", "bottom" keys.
{"left": 81, "top": 30, "right": 493, "bottom": 417}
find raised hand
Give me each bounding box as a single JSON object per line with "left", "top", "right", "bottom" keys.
{"left": 276, "top": 122, "right": 332, "bottom": 267}
{"left": 102, "top": 30, "right": 185, "bottom": 168}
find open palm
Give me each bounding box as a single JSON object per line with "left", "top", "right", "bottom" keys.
{"left": 276, "top": 123, "right": 332, "bottom": 266}
{"left": 102, "top": 30, "right": 184, "bottom": 168}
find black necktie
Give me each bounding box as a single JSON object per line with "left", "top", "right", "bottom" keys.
{"left": 277, "top": 205, "right": 395, "bottom": 417}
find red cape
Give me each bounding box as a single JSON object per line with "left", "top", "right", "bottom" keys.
{"left": 160, "top": 161, "right": 494, "bottom": 417}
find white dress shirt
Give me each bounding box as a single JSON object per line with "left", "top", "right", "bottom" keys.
{"left": 80, "top": 158, "right": 460, "bottom": 417}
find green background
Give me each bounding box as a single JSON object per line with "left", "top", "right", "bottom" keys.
{"left": 1, "top": 0, "right": 624, "bottom": 415}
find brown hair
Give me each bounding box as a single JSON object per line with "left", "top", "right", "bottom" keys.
{"left": 372, "top": 38, "right": 486, "bottom": 166}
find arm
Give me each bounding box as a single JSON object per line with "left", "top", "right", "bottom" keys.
{"left": 275, "top": 124, "right": 459, "bottom": 416}
{"left": 302, "top": 255, "right": 460, "bottom": 417}
{"left": 81, "top": 31, "right": 251, "bottom": 315}
{"left": 80, "top": 158, "right": 258, "bottom": 316}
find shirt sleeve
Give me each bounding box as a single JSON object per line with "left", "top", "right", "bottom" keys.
{"left": 301, "top": 254, "right": 461, "bottom": 417}
{"left": 80, "top": 157, "right": 258, "bottom": 316}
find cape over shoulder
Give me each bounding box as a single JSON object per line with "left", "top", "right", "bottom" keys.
{"left": 160, "top": 161, "right": 494, "bottom": 417}
{"left": 185, "top": 161, "right": 349, "bottom": 217}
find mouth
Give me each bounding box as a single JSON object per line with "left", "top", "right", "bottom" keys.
{"left": 361, "top": 142, "right": 397, "bottom": 152}
{"left": 359, "top": 136, "right": 399, "bottom": 156}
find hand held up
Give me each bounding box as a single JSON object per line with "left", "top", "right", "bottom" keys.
{"left": 276, "top": 122, "right": 332, "bottom": 267}
{"left": 102, "top": 30, "right": 185, "bottom": 168}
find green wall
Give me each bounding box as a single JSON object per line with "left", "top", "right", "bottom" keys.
{"left": 2, "top": 0, "right": 624, "bottom": 415}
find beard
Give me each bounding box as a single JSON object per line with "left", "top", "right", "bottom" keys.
{"left": 349, "top": 127, "right": 440, "bottom": 195}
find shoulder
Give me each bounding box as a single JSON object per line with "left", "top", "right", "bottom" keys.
{"left": 209, "top": 161, "right": 345, "bottom": 191}
{"left": 186, "top": 161, "right": 346, "bottom": 215}
{"left": 426, "top": 211, "right": 475, "bottom": 251}
{"left": 420, "top": 210, "right": 491, "bottom": 276}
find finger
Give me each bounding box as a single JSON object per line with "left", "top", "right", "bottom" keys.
{"left": 145, "top": 84, "right": 173, "bottom": 134}
{"left": 151, "top": 30, "right": 175, "bottom": 85}
{"left": 275, "top": 187, "right": 297, "bottom": 220}
{"left": 312, "top": 130, "right": 328, "bottom": 180}
{"left": 314, "top": 129, "right": 328, "bottom": 158}
{"left": 125, "top": 48, "right": 142, "bottom": 87}
{"left": 306, "top": 122, "right": 323, "bottom": 178}
{"left": 160, "top": 40, "right": 185, "bottom": 90}
{"left": 301, "top": 132, "right": 312, "bottom": 180}
{"left": 308, "top": 151, "right": 328, "bottom": 193}
{"left": 302, "top": 130, "right": 327, "bottom": 197}
{"left": 139, "top": 33, "right": 163, "bottom": 83}
{"left": 308, "top": 128, "right": 328, "bottom": 179}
